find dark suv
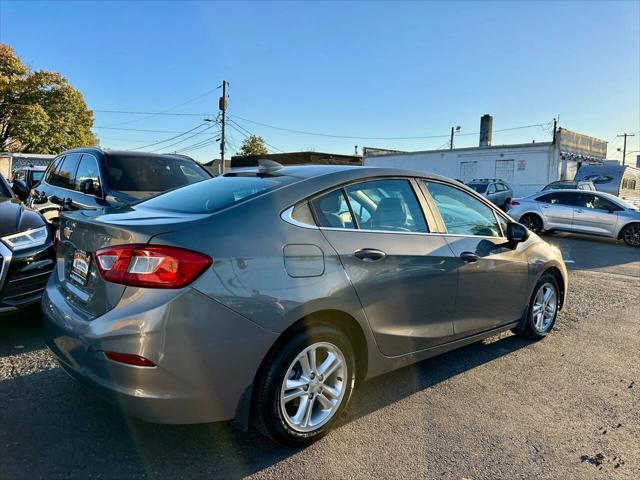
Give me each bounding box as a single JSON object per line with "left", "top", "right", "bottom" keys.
{"left": 29, "top": 148, "right": 212, "bottom": 228}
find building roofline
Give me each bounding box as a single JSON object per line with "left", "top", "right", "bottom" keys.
{"left": 364, "top": 141, "right": 554, "bottom": 158}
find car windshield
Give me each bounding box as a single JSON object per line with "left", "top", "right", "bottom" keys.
{"left": 105, "top": 155, "right": 210, "bottom": 192}
{"left": 466, "top": 183, "right": 488, "bottom": 193}
{"left": 138, "top": 173, "right": 297, "bottom": 214}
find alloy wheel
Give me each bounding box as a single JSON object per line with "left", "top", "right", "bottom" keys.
{"left": 280, "top": 342, "right": 347, "bottom": 433}
{"left": 521, "top": 214, "right": 542, "bottom": 233}
{"left": 623, "top": 224, "right": 640, "bottom": 247}
{"left": 532, "top": 282, "right": 557, "bottom": 333}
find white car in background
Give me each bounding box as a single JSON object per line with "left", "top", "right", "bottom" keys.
{"left": 508, "top": 189, "right": 640, "bottom": 247}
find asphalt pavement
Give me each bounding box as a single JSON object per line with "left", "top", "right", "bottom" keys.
{"left": 0, "top": 233, "right": 638, "bottom": 479}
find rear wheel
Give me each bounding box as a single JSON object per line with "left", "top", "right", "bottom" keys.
{"left": 512, "top": 273, "right": 560, "bottom": 341}
{"left": 253, "top": 324, "right": 356, "bottom": 446}
{"left": 621, "top": 223, "right": 640, "bottom": 247}
{"left": 520, "top": 213, "right": 543, "bottom": 233}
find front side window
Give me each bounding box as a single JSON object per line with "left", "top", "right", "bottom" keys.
{"left": 580, "top": 194, "right": 620, "bottom": 211}
{"left": 344, "top": 179, "right": 428, "bottom": 233}
{"left": 49, "top": 153, "right": 81, "bottom": 189}
{"left": 310, "top": 189, "right": 355, "bottom": 229}
{"left": 44, "top": 156, "right": 63, "bottom": 184}
{"left": 424, "top": 181, "right": 502, "bottom": 237}
{"left": 13, "top": 170, "right": 25, "bottom": 182}
{"left": 74, "top": 154, "right": 102, "bottom": 196}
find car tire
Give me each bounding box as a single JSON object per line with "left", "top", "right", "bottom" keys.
{"left": 512, "top": 273, "right": 560, "bottom": 341}
{"left": 621, "top": 223, "right": 640, "bottom": 247}
{"left": 520, "top": 213, "right": 543, "bottom": 233}
{"left": 253, "top": 323, "right": 356, "bottom": 446}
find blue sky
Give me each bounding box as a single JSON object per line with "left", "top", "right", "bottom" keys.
{"left": 1, "top": 1, "right": 638, "bottom": 162}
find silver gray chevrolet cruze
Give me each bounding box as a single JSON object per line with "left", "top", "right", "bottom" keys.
{"left": 43, "top": 164, "right": 568, "bottom": 446}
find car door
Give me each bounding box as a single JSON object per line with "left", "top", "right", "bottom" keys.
{"left": 571, "top": 193, "right": 620, "bottom": 236}
{"left": 422, "top": 180, "right": 529, "bottom": 337}
{"left": 65, "top": 153, "right": 105, "bottom": 211}
{"left": 311, "top": 178, "right": 459, "bottom": 357}
{"left": 537, "top": 192, "right": 579, "bottom": 230}
{"left": 32, "top": 153, "right": 82, "bottom": 227}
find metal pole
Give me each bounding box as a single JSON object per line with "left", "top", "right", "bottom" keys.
{"left": 219, "top": 80, "right": 227, "bottom": 173}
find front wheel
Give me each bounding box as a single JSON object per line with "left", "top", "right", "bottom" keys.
{"left": 512, "top": 273, "right": 560, "bottom": 341}
{"left": 253, "top": 324, "right": 356, "bottom": 446}
{"left": 621, "top": 223, "right": 640, "bottom": 247}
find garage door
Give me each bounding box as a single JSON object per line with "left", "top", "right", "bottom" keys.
{"left": 459, "top": 161, "right": 477, "bottom": 182}
{"left": 495, "top": 159, "right": 514, "bottom": 182}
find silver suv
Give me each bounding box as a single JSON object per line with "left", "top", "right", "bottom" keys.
{"left": 465, "top": 178, "right": 513, "bottom": 210}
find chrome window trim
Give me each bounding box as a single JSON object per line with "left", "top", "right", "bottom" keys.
{"left": 280, "top": 206, "right": 319, "bottom": 230}
{"left": 0, "top": 242, "right": 14, "bottom": 293}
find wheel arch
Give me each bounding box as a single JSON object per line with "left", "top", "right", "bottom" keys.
{"left": 617, "top": 221, "right": 640, "bottom": 240}
{"left": 542, "top": 266, "right": 566, "bottom": 309}
{"left": 235, "top": 309, "right": 370, "bottom": 430}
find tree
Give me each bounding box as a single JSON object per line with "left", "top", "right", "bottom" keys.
{"left": 238, "top": 134, "right": 268, "bottom": 156}
{"left": 0, "top": 44, "right": 98, "bottom": 153}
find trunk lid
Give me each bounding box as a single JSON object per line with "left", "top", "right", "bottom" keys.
{"left": 56, "top": 205, "right": 210, "bottom": 319}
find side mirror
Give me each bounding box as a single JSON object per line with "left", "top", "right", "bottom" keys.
{"left": 79, "top": 179, "right": 94, "bottom": 195}
{"left": 506, "top": 222, "right": 530, "bottom": 243}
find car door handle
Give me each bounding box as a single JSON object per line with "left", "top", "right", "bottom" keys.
{"left": 460, "top": 252, "right": 479, "bottom": 263}
{"left": 574, "top": 209, "right": 583, "bottom": 213}
{"left": 354, "top": 248, "right": 386, "bottom": 262}
{"left": 541, "top": 205, "right": 550, "bottom": 209}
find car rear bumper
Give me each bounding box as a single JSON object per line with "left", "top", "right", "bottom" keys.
{"left": 42, "top": 280, "right": 278, "bottom": 424}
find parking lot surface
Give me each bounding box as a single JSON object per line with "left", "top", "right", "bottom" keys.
{"left": 1, "top": 234, "right": 638, "bottom": 480}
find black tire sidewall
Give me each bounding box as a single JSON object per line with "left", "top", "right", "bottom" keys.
{"left": 622, "top": 223, "right": 640, "bottom": 247}
{"left": 254, "top": 324, "right": 356, "bottom": 446}
{"left": 525, "top": 273, "right": 560, "bottom": 340}
{"left": 522, "top": 213, "right": 543, "bottom": 233}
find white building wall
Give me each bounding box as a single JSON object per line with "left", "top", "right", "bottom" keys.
{"left": 365, "top": 143, "right": 559, "bottom": 198}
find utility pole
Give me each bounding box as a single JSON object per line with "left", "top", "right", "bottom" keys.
{"left": 449, "top": 127, "right": 454, "bottom": 150}
{"left": 617, "top": 133, "right": 635, "bottom": 165}
{"left": 219, "top": 80, "right": 228, "bottom": 173}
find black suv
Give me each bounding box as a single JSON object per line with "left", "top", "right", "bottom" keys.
{"left": 28, "top": 148, "right": 212, "bottom": 228}
{"left": 0, "top": 173, "right": 55, "bottom": 316}
{"left": 10, "top": 165, "right": 47, "bottom": 201}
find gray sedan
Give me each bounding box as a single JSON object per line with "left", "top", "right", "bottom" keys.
{"left": 43, "top": 165, "right": 568, "bottom": 446}
{"left": 508, "top": 189, "right": 640, "bottom": 247}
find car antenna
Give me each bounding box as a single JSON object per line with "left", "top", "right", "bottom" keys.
{"left": 258, "top": 159, "right": 283, "bottom": 173}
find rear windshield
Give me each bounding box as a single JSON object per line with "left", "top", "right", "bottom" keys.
{"left": 138, "top": 174, "right": 296, "bottom": 214}
{"left": 105, "top": 155, "right": 210, "bottom": 192}
{"left": 466, "top": 183, "right": 488, "bottom": 193}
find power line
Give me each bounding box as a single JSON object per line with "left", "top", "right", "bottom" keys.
{"left": 94, "top": 126, "right": 215, "bottom": 134}
{"left": 129, "top": 123, "right": 212, "bottom": 151}
{"left": 227, "top": 118, "right": 285, "bottom": 153}
{"left": 101, "top": 87, "right": 218, "bottom": 127}
{"left": 95, "top": 109, "right": 214, "bottom": 117}
{"left": 149, "top": 124, "right": 217, "bottom": 153}
{"left": 228, "top": 113, "right": 551, "bottom": 140}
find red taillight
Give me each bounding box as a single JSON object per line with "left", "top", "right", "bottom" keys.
{"left": 104, "top": 351, "right": 156, "bottom": 367}
{"left": 95, "top": 244, "right": 212, "bottom": 288}
{"left": 510, "top": 200, "right": 520, "bottom": 206}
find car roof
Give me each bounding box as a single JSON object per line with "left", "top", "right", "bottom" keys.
{"left": 61, "top": 147, "right": 198, "bottom": 162}
{"left": 17, "top": 165, "right": 47, "bottom": 171}
{"left": 224, "top": 164, "right": 453, "bottom": 184}
{"left": 533, "top": 189, "right": 621, "bottom": 201}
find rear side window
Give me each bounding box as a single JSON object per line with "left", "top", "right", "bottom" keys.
{"left": 49, "top": 153, "right": 81, "bottom": 189}
{"left": 44, "top": 156, "right": 63, "bottom": 184}
{"left": 31, "top": 171, "right": 45, "bottom": 183}
{"left": 537, "top": 192, "right": 580, "bottom": 206}
{"left": 74, "top": 154, "right": 102, "bottom": 196}
{"left": 105, "top": 155, "right": 209, "bottom": 192}
{"left": 138, "top": 174, "right": 295, "bottom": 213}
{"left": 345, "top": 179, "right": 428, "bottom": 232}
{"left": 310, "top": 189, "right": 355, "bottom": 229}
